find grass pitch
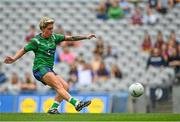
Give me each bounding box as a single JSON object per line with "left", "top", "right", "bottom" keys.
{"left": 0, "top": 113, "right": 180, "bottom": 122}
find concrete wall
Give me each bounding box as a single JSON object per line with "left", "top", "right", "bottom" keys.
{"left": 173, "top": 85, "right": 180, "bottom": 113}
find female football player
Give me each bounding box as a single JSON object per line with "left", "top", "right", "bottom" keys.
{"left": 4, "top": 16, "right": 96, "bottom": 114}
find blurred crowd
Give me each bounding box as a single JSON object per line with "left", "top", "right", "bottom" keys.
{"left": 0, "top": 70, "right": 37, "bottom": 95}
{"left": 96, "top": 0, "right": 179, "bottom": 25}
{"left": 0, "top": 0, "right": 180, "bottom": 95}
{"left": 54, "top": 34, "right": 123, "bottom": 91}
{"left": 142, "top": 30, "right": 180, "bottom": 81}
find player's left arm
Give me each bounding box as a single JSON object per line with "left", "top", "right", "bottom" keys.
{"left": 64, "top": 34, "right": 96, "bottom": 41}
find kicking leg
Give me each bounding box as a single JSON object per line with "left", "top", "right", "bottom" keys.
{"left": 56, "top": 75, "right": 91, "bottom": 111}
{"left": 49, "top": 75, "right": 69, "bottom": 113}
{"left": 42, "top": 72, "right": 72, "bottom": 101}
{"left": 43, "top": 72, "right": 91, "bottom": 113}
{"left": 54, "top": 75, "right": 69, "bottom": 102}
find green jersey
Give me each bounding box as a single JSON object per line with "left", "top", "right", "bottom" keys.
{"left": 24, "top": 33, "right": 65, "bottom": 70}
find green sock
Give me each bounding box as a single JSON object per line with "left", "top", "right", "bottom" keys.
{"left": 69, "top": 97, "right": 79, "bottom": 107}
{"left": 50, "top": 101, "right": 59, "bottom": 109}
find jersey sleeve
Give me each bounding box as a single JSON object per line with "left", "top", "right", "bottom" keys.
{"left": 24, "top": 38, "right": 38, "bottom": 52}
{"left": 53, "top": 34, "right": 65, "bottom": 44}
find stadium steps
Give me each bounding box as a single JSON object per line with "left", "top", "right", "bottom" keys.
{"left": 150, "top": 98, "right": 173, "bottom": 113}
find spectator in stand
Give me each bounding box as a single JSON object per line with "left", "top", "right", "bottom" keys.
{"left": 141, "top": 32, "right": 152, "bottom": 53}
{"left": 168, "top": 44, "right": 180, "bottom": 74}
{"left": 68, "top": 62, "right": 78, "bottom": 89}
{"left": 96, "top": 1, "right": 108, "bottom": 20}
{"left": 169, "top": 30, "right": 179, "bottom": 45}
{"left": 167, "top": 38, "right": 177, "bottom": 57}
{"left": 75, "top": 56, "right": 84, "bottom": 71}
{"left": 108, "top": 0, "right": 124, "bottom": 19}
{"left": 148, "top": 0, "right": 158, "bottom": 9}
{"left": 161, "top": 43, "right": 169, "bottom": 62}
{"left": 0, "top": 63, "right": 7, "bottom": 84}
{"left": 91, "top": 51, "right": 102, "bottom": 74}
{"left": 0, "top": 72, "right": 22, "bottom": 95}
{"left": 130, "top": 7, "right": 143, "bottom": 25}
{"left": 130, "top": 0, "right": 142, "bottom": 6}
{"left": 59, "top": 46, "right": 76, "bottom": 64}
{"left": 176, "top": 44, "right": 180, "bottom": 79}
{"left": 77, "top": 60, "right": 94, "bottom": 85}
{"left": 94, "top": 36, "right": 105, "bottom": 56}
{"left": 156, "top": 0, "right": 169, "bottom": 14}
{"left": 143, "top": 7, "right": 158, "bottom": 25}
{"left": 174, "top": 0, "right": 180, "bottom": 5}
{"left": 154, "top": 31, "right": 164, "bottom": 49}
{"left": 25, "top": 24, "right": 36, "bottom": 42}
{"left": 169, "top": 0, "right": 175, "bottom": 7}
{"left": 21, "top": 72, "right": 37, "bottom": 91}
{"left": 119, "top": 0, "right": 130, "bottom": 15}
{"left": 105, "top": 0, "right": 113, "bottom": 12}
{"left": 153, "top": 0, "right": 175, "bottom": 14}
{"left": 110, "top": 64, "right": 122, "bottom": 79}
{"left": 95, "top": 61, "right": 110, "bottom": 81}
{"left": 147, "top": 47, "right": 167, "bottom": 68}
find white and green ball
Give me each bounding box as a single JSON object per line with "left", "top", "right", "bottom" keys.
{"left": 129, "top": 83, "right": 144, "bottom": 97}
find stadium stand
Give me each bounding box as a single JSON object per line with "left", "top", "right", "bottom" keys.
{"left": 0, "top": 0, "right": 179, "bottom": 95}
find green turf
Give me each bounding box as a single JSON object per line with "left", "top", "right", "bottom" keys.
{"left": 0, "top": 113, "right": 180, "bottom": 121}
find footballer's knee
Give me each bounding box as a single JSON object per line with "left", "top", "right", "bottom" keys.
{"left": 63, "top": 81, "right": 69, "bottom": 91}
{"left": 56, "top": 75, "right": 69, "bottom": 91}
{"left": 53, "top": 81, "right": 64, "bottom": 90}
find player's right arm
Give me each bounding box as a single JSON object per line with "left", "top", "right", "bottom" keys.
{"left": 4, "top": 38, "right": 38, "bottom": 64}
{"left": 4, "top": 48, "right": 26, "bottom": 64}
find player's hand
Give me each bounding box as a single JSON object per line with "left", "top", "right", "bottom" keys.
{"left": 86, "top": 34, "right": 96, "bottom": 39}
{"left": 4, "top": 56, "right": 16, "bottom": 64}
